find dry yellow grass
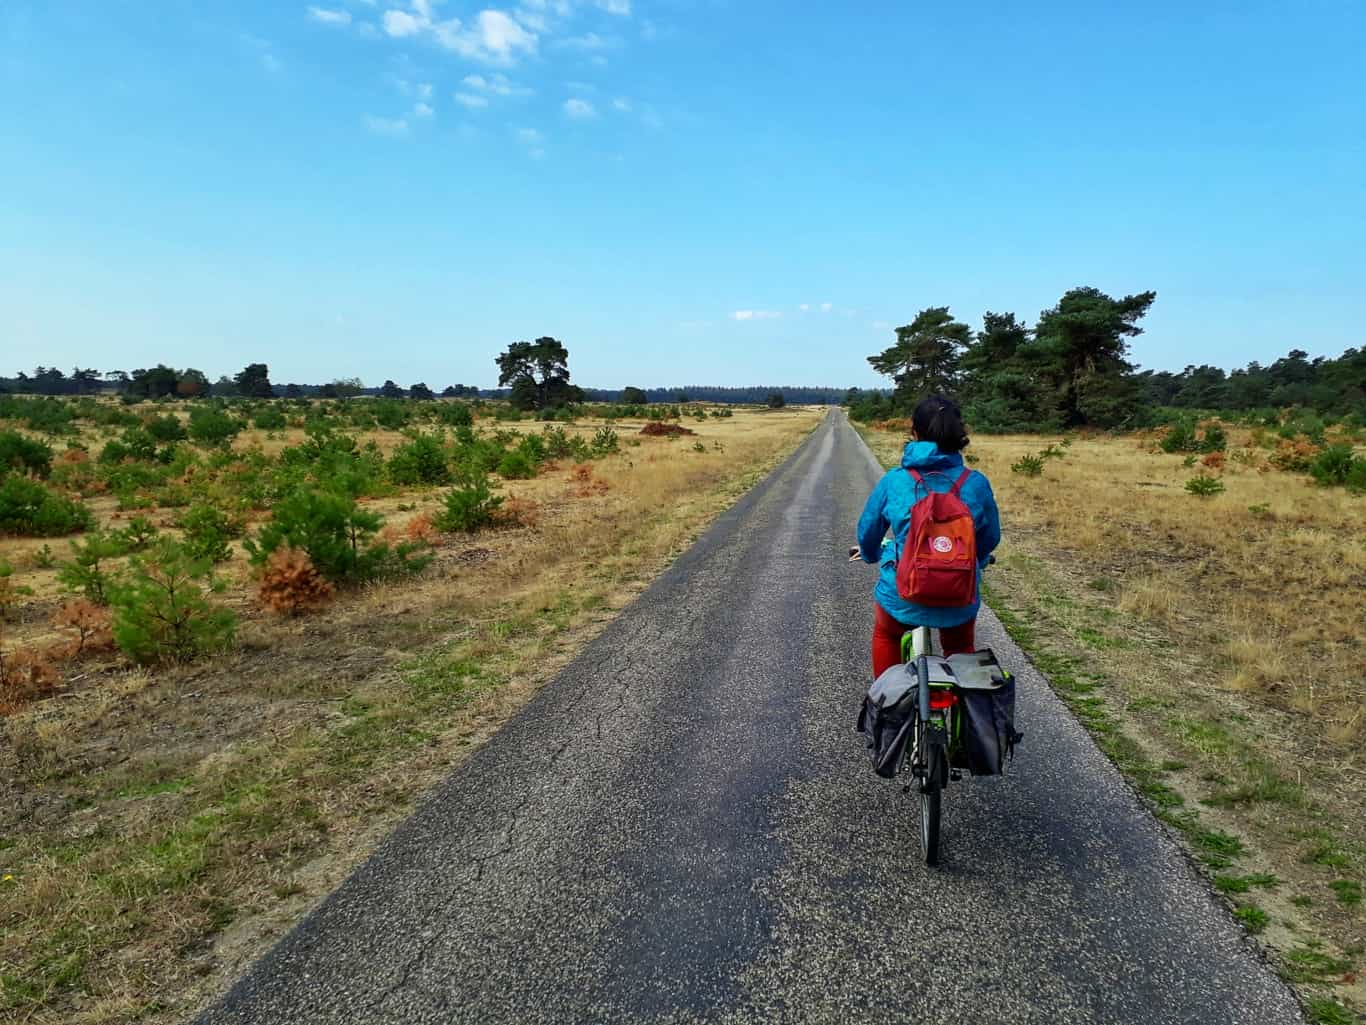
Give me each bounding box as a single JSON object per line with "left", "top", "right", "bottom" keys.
{"left": 0, "top": 406, "right": 820, "bottom": 1024}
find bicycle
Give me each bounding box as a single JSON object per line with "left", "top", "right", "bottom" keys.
{"left": 851, "top": 546, "right": 996, "bottom": 867}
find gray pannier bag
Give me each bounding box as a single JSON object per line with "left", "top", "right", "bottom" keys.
{"left": 856, "top": 662, "right": 919, "bottom": 779}
{"left": 944, "top": 649, "right": 1022, "bottom": 776}
{"left": 856, "top": 649, "right": 1022, "bottom": 780}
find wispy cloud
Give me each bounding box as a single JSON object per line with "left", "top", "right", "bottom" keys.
{"left": 563, "top": 97, "right": 596, "bottom": 119}
{"left": 364, "top": 114, "right": 410, "bottom": 137}
{"left": 594, "top": 0, "right": 630, "bottom": 14}
{"left": 732, "top": 310, "right": 782, "bottom": 321}
{"left": 381, "top": 3, "right": 538, "bottom": 65}
{"left": 611, "top": 96, "right": 631, "bottom": 112}
{"left": 462, "top": 72, "right": 531, "bottom": 97}
{"left": 556, "top": 31, "right": 615, "bottom": 50}
{"left": 307, "top": 6, "right": 352, "bottom": 26}
{"left": 514, "top": 125, "right": 546, "bottom": 158}
{"left": 455, "top": 92, "right": 489, "bottom": 108}
{"left": 820, "top": 302, "right": 832, "bottom": 313}
{"left": 413, "top": 101, "right": 434, "bottom": 118}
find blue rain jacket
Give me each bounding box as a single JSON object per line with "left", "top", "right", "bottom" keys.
{"left": 857, "top": 441, "right": 1001, "bottom": 627}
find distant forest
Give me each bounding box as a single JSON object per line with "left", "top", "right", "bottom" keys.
{"left": 0, "top": 366, "right": 849, "bottom": 407}
{"left": 849, "top": 287, "right": 1364, "bottom": 430}
{"left": 3, "top": 295, "right": 1361, "bottom": 434}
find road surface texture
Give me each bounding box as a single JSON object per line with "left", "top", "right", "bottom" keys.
{"left": 200, "top": 411, "right": 1302, "bottom": 1025}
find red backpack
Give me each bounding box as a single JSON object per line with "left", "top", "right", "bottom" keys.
{"left": 895, "top": 468, "right": 977, "bottom": 607}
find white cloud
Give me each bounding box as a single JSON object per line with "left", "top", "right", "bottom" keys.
{"left": 819, "top": 302, "right": 832, "bottom": 313}
{"left": 455, "top": 92, "right": 489, "bottom": 108}
{"left": 382, "top": 9, "right": 424, "bottom": 36}
{"left": 516, "top": 126, "right": 543, "bottom": 143}
{"left": 439, "top": 9, "right": 537, "bottom": 64}
{"left": 611, "top": 97, "right": 631, "bottom": 111}
{"left": 732, "top": 310, "right": 782, "bottom": 321}
{"left": 557, "top": 31, "right": 612, "bottom": 50}
{"left": 563, "top": 97, "right": 596, "bottom": 119}
{"left": 381, "top": 4, "right": 537, "bottom": 65}
{"left": 364, "top": 114, "right": 410, "bottom": 136}
{"left": 308, "top": 6, "right": 353, "bottom": 25}
{"left": 798, "top": 303, "right": 810, "bottom": 312}
{"left": 413, "top": 101, "right": 434, "bottom": 117}
{"left": 595, "top": 0, "right": 630, "bottom": 14}
{"left": 463, "top": 72, "right": 530, "bottom": 96}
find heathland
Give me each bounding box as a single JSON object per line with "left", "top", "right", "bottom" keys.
{"left": 0, "top": 395, "right": 820, "bottom": 1023}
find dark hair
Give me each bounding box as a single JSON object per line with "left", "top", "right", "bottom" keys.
{"left": 911, "top": 394, "right": 969, "bottom": 452}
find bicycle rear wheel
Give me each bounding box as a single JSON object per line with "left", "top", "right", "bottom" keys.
{"left": 919, "top": 741, "right": 946, "bottom": 866}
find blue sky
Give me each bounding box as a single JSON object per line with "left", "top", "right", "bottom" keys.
{"left": 3, "top": 1, "right": 1363, "bottom": 389}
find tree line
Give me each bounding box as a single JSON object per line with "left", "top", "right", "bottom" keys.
{"left": 851, "top": 287, "right": 1364, "bottom": 430}
{"left": 1, "top": 338, "right": 841, "bottom": 408}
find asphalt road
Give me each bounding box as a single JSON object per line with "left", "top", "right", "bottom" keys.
{"left": 199, "top": 411, "right": 1303, "bottom": 1025}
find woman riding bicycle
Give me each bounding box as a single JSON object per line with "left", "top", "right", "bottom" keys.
{"left": 856, "top": 394, "right": 1001, "bottom": 677}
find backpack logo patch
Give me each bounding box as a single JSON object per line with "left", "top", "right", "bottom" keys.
{"left": 931, "top": 536, "right": 954, "bottom": 553}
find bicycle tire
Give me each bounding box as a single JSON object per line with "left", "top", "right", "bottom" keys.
{"left": 920, "top": 743, "right": 944, "bottom": 866}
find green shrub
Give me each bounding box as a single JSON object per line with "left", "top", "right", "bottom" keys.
{"left": 109, "top": 515, "right": 159, "bottom": 551}
{"left": 251, "top": 406, "right": 288, "bottom": 430}
{"left": 188, "top": 408, "right": 243, "bottom": 448}
{"left": 278, "top": 424, "right": 386, "bottom": 498}
{"left": 433, "top": 466, "right": 503, "bottom": 533}
{"left": 1347, "top": 459, "right": 1366, "bottom": 495}
{"left": 0, "top": 430, "right": 53, "bottom": 478}
{"left": 1011, "top": 454, "right": 1044, "bottom": 477}
{"left": 1308, "top": 444, "right": 1357, "bottom": 487}
{"left": 1185, "top": 474, "right": 1226, "bottom": 497}
{"left": 434, "top": 403, "right": 474, "bottom": 428}
{"left": 245, "top": 488, "right": 429, "bottom": 584}
{"left": 58, "top": 531, "right": 128, "bottom": 603}
{"left": 179, "top": 504, "right": 235, "bottom": 563}
{"left": 372, "top": 399, "right": 410, "bottom": 430}
{"left": 496, "top": 449, "right": 536, "bottom": 479}
{"left": 539, "top": 425, "right": 590, "bottom": 461}
{"left": 0, "top": 476, "right": 94, "bottom": 536}
{"left": 108, "top": 539, "right": 236, "bottom": 664}
{"left": 145, "top": 414, "right": 187, "bottom": 442}
{"left": 517, "top": 434, "right": 547, "bottom": 465}
{"left": 591, "top": 426, "right": 619, "bottom": 457}
{"left": 387, "top": 431, "right": 452, "bottom": 486}
{"left": 1161, "top": 419, "right": 1226, "bottom": 454}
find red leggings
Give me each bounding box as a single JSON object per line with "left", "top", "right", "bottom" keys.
{"left": 872, "top": 603, "right": 976, "bottom": 678}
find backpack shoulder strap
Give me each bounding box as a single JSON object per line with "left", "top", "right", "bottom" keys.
{"left": 949, "top": 468, "right": 972, "bottom": 496}
{"left": 906, "top": 468, "right": 925, "bottom": 485}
